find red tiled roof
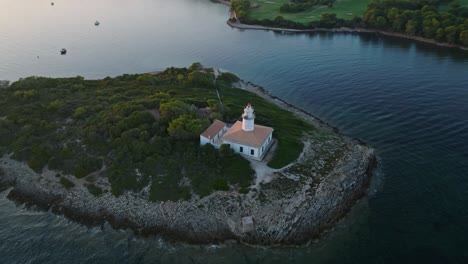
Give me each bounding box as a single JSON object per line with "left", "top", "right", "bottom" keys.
{"left": 200, "top": 119, "right": 226, "bottom": 139}
{"left": 222, "top": 121, "right": 273, "bottom": 147}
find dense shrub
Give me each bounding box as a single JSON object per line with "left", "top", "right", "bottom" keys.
{"left": 85, "top": 184, "right": 103, "bottom": 196}
{"left": 60, "top": 177, "right": 75, "bottom": 189}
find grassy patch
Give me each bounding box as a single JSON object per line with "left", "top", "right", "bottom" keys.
{"left": 247, "top": 0, "right": 370, "bottom": 23}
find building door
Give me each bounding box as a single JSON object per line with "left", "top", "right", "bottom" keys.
{"left": 251, "top": 149, "right": 254, "bottom": 155}
{"left": 240, "top": 146, "right": 243, "bottom": 153}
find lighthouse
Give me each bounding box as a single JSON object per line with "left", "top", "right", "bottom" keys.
{"left": 200, "top": 102, "right": 274, "bottom": 160}
{"left": 242, "top": 103, "right": 255, "bottom": 131}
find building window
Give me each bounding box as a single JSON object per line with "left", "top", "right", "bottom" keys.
{"left": 240, "top": 146, "right": 243, "bottom": 153}
{"left": 262, "top": 146, "right": 264, "bottom": 152}
{"left": 251, "top": 149, "right": 254, "bottom": 155}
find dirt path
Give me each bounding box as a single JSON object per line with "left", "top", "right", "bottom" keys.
{"left": 249, "top": 159, "right": 277, "bottom": 186}
{"left": 213, "top": 68, "right": 224, "bottom": 108}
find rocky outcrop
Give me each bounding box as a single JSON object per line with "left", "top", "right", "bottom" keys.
{"left": 0, "top": 82, "right": 377, "bottom": 245}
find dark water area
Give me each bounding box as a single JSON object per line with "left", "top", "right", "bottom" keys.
{"left": 1, "top": 0, "right": 468, "bottom": 263}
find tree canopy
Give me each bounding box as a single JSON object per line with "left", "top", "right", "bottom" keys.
{"left": 362, "top": 0, "right": 468, "bottom": 45}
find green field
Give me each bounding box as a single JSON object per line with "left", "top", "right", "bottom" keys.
{"left": 247, "top": 0, "right": 370, "bottom": 23}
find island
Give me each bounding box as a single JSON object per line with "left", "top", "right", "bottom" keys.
{"left": 0, "top": 64, "right": 376, "bottom": 245}
{"left": 218, "top": 0, "right": 468, "bottom": 50}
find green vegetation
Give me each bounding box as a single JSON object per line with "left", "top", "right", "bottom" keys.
{"left": 217, "top": 72, "right": 240, "bottom": 84}
{"left": 0, "top": 80, "right": 9, "bottom": 89}
{"left": 60, "top": 177, "right": 75, "bottom": 189}
{"left": 241, "top": 0, "right": 369, "bottom": 23}
{"left": 231, "top": 0, "right": 468, "bottom": 46}
{"left": 232, "top": 0, "right": 252, "bottom": 20}
{"left": 363, "top": 0, "right": 468, "bottom": 45}
{"left": 0, "top": 64, "right": 313, "bottom": 201}
{"left": 85, "top": 183, "right": 103, "bottom": 196}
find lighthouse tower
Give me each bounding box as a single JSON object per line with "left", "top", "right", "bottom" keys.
{"left": 242, "top": 103, "right": 255, "bottom": 131}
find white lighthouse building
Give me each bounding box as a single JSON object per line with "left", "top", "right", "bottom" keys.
{"left": 242, "top": 103, "right": 255, "bottom": 131}
{"left": 200, "top": 103, "right": 274, "bottom": 161}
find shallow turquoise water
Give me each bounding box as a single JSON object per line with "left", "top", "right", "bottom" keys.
{"left": 0, "top": 0, "right": 467, "bottom": 263}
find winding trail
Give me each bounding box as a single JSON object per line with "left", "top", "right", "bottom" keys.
{"left": 213, "top": 68, "right": 224, "bottom": 109}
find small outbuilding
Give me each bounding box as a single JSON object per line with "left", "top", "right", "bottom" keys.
{"left": 200, "top": 119, "right": 227, "bottom": 146}
{"left": 242, "top": 216, "right": 255, "bottom": 233}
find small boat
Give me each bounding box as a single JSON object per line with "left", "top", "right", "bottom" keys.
{"left": 94, "top": 21, "right": 100, "bottom": 26}
{"left": 60, "top": 48, "right": 67, "bottom": 55}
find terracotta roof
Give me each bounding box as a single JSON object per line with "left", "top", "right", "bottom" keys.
{"left": 200, "top": 119, "right": 226, "bottom": 139}
{"left": 222, "top": 121, "right": 273, "bottom": 147}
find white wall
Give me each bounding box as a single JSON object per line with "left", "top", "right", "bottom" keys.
{"left": 200, "top": 135, "right": 212, "bottom": 145}
{"left": 202, "top": 128, "right": 273, "bottom": 161}
{"left": 259, "top": 133, "right": 273, "bottom": 157}
{"left": 223, "top": 141, "right": 262, "bottom": 160}
{"left": 199, "top": 125, "right": 227, "bottom": 147}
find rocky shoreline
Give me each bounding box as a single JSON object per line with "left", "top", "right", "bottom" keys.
{"left": 0, "top": 80, "right": 376, "bottom": 245}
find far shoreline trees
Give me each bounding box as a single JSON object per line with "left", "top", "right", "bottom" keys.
{"left": 230, "top": 0, "right": 468, "bottom": 46}
{"left": 362, "top": 0, "right": 468, "bottom": 45}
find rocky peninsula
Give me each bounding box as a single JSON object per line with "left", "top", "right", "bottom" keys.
{"left": 0, "top": 68, "right": 376, "bottom": 245}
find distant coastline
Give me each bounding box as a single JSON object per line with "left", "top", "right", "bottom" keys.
{"left": 227, "top": 20, "right": 468, "bottom": 50}
{"left": 212, "top": 0, "right": 468, "bottom": 51}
